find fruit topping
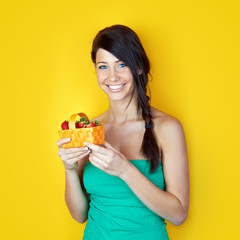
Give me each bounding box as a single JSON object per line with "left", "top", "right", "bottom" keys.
{"left": 61, "top": 120, "right": 69, "bottom": 130}
{"left": 61, "top": 118, "right": 102, "bottom": 130}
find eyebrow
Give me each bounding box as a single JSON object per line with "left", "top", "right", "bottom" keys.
{"left": 96, "top": 60, "right": 121, "bottom": 65}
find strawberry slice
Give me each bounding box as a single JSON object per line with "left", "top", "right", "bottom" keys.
{"left": 61, "top": 120, "right": 69, "bottom": 130}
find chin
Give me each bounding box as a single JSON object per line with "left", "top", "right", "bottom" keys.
{"left": 108, "top": 95, "right": 128, "bottom": 102}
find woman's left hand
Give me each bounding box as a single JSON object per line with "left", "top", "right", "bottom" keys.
{"left": 84, "top": 141, "right": 131, "bottom": 178}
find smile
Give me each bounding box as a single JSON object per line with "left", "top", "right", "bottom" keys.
{"left": 107, "top": 84, "right": 126, "bottom": 92}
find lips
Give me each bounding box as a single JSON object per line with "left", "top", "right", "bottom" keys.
{"left": 106, "top": 83, "right": 126, "bottom": 92}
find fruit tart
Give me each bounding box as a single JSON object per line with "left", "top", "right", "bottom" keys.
{"left": 58, "top": 112, "right": 105, "bottom": 148}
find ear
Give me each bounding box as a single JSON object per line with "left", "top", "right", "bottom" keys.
{"left": 138, "top": 68, "right": 142, "bottom": 75}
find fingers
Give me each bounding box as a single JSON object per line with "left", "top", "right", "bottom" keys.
{"left": 59, "top": 146, "right": 89, "bottom": 155}
{"left": 56, "top": 138, "right": 71, "bottom": 149}
{"left": 57, "top": 138, "right": 91, "bottom": 170}
{"left": 84, "top": 142, "right": 109, "bottom": 155}
{"left": 91, "top": 149, "right": 113, "bottom": 160}
{"left": 57, "top": 138, "right": 88, "bottom": 153}
{"left": 85, "top": 141, "right": 117, "bottom": 163}
{"left": 59, "top": 149, "right": 89, "bottom": 160}
{"left": 89, "top": 150, "right": 115, "bottom": 168}
{"left": 89, "top": 154, "right": 105, "bottom": 171}
{"left": 64, "top": 150, "right": 91, "bottom": 170}
{"left": 89, "top": 152, "right": 107, "bottom": 168}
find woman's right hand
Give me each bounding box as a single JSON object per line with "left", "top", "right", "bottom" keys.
{"left": 56, "top": 138, "right": 90, "bottom": 171}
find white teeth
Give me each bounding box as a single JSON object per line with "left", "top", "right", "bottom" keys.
{"left": 108, "top": 84, "right": 124, "bottom": 90}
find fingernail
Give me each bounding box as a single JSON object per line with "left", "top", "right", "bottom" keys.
{"left": 84, "top": 142, "right": 88, "bottom": 145}
{"left": 67, "top": 138, "right": 71, "bottom": 141}
{"left": 83, "top": 147, "right": 88, "bottom": 150}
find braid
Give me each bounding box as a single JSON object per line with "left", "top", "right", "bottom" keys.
{"left": 137, "top": 75, "right": 161, "bottom": 173}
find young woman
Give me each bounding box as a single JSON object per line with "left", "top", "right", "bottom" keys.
{"left": 57, "top": 25, "right": 189, "bottom": 239}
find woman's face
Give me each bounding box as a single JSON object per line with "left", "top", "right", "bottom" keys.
{"left": 95, "top": 48, "right": 135, "bottom": 102}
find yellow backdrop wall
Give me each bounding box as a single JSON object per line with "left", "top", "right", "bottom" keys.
{"left": 1, "top": 0, "right": 239, "bottom": 239}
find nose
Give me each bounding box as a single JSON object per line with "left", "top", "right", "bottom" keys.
{"left": 109, "top": 67, "right": 119, "bottom": 82}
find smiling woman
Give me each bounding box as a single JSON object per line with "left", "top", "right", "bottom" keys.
{"left": 56, "top": 24, "right": 189, "bottom": 240}
{"left": 95, "top": 48, "right": 134, "bottom": 100}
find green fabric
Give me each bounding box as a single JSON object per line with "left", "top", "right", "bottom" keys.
{"left": 83, "top": 160, "right": 169, "bottom": 240}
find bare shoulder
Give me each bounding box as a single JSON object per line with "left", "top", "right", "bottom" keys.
{"left": 151, "top": 106, "right": 184, "bottom": 138}
{"left": 150, "top": 106, "right": 187, "bottom": 155}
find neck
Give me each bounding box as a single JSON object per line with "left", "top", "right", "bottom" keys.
{"left": 106, "top": 95, "right": 142, "bottom": 124}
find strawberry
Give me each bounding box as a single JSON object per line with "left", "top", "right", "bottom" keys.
{"left": 75, "top": 121, "right": 85, "bottom": 128}
{"left": 85, "top": 121, "right": 96, "bottom": 128}
{"left": 73, "top": 116, "right": 87, "bottom": 128}
{"left": 61, "top": 120, "right": 69, "bottom": 130}
{"left": 61, "top": 117, "right": 101, "bottom": 130}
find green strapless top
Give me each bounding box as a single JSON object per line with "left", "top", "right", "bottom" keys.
{"left": 82, "top": 160, "right": 169, "bottom": 240}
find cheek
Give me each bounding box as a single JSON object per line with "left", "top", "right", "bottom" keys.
{"left": 97, "top": 78, "right": 103, "bottom": 89}
{"left": 97, "top": 76, "right": 106, "bottom": 91}
{"left": 96, "top": 71, "right": 107, "bottom": 83}
{"left": 123, "top": 70, "right": 134, "bottom": 82}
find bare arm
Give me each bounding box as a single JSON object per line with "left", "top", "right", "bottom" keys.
{"left": 57, "top": 138, "right": 90, "bottom": 223}
{"left": 64, "top": 157, "right": 90, "bottom": 223}
{"left": 121, "top": 117, "right": 189, "bottom": 225}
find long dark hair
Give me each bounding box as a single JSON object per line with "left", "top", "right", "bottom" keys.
{"left": 91, "top": 25, "right": 161, "bottom": 173}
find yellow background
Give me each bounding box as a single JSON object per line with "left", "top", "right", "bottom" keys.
{"left": 1, "top": 0, "right": 239, "bottom": 239}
